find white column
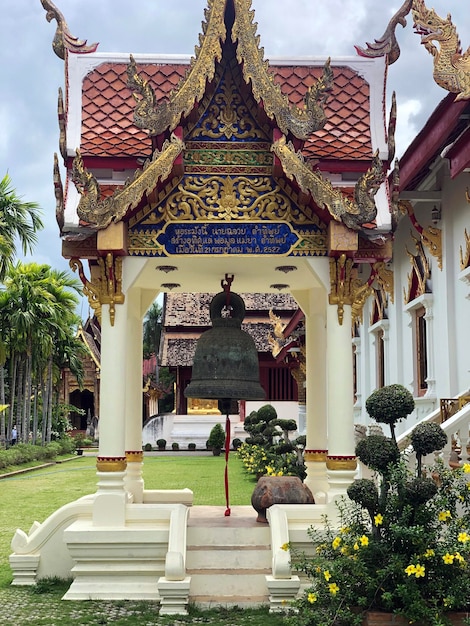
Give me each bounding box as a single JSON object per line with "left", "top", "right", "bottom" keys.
{"left": 94, "top": 300, "right": 129, "bottom": 527}
{"left": 303, "top": 290, "right": 329, "bottom": 502}
{"left": 124, "top": 288, "right": 145, "bottom": 502}
{"left": 326, "top": 302, "right": 357, "bottom": 504}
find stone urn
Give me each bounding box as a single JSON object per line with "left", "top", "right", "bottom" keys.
{"left": 251, "top": 475, "right": 314, "bottom": 523}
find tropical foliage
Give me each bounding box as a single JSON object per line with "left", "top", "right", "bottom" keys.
{"left": 291, "top": 385, "right": 470, "bottom": 626}
{"left": 142, "top": 299, "right": 174, "bottom": 413}
{"left": 0, "top": 173, "right": 43, "bottom": 281}
{"left": 0, "top": 262, "right": 85, "bottom": 446}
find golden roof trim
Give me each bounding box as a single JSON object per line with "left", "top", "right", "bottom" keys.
{"left": 126, "top": 0, "right": 227, "bottom": 136}
{"left": 72, "top": 134, "right": 184, "bottom": 229}
{"left": 232, "top": 0, "right": 333, "bottom": 139}
{"left": 271, "top": 136, "right": 381, "bottom": 230}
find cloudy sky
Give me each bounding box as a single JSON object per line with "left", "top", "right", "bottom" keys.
{"left": 2, "top": 0, "right": 469, "bottom": 315}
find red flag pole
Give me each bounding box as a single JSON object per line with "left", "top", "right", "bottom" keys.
{"left": 224, "top": 412, "right": 231, "bottom": 516}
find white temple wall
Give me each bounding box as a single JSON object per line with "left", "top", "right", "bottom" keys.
{"left": 355, "top": 161, "right": 470, "bottom": 438}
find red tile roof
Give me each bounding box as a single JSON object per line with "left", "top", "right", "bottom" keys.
{"left": 80, "top": 61, "right": 373, "bottom": 164}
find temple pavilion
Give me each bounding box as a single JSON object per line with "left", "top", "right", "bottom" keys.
{"left": 9, "top": 0, "right": 470, "bottom": 612}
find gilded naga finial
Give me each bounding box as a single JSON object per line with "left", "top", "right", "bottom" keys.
{"left": 41, "top": 0, "right": 98, "bottom": 59}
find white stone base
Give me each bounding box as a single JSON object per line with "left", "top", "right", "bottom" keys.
{"left": 157, "top": 577, "right": 191, "bottom": 615}
{"left": 266, "top": 575, "right": 301, "bottom": 612}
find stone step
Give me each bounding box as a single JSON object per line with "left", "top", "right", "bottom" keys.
{"left": 189, "top": 594, "right": 269, "bottom": 609}
{"left": 189, "top": 572, "right": 269, "bottom": 600}
{"left": 185, "top": 506, "right": 272, "bottom": 606}
{"left": 186, "top": 545, "right": 271, "bottom": 570}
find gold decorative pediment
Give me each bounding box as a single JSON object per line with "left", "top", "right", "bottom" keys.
{"left": 127, "top": 0, "right": 333, "bottom": 140}
{"left": 72, "top": 134, "right": 184, "bottom": 229}
{"left": 272, "top": 136, "right": 381, "bottom": 231}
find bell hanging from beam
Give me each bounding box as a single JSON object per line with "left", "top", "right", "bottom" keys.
{"left": 184, "top": 286, "right": 265, "bottom": 407}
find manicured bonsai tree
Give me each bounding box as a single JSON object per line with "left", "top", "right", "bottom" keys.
{"left": 239, "top": 404, "right": 306, "bottom": 480}
{"left": 208, "top": 422, "right": 225, "bottom": 455}
{"left": 365, "top": 383, "right": 414, "bottom": 443}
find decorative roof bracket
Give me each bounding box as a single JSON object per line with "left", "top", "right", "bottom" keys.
{"left": 70, "top": 255, "right": 124, "bottom": 326}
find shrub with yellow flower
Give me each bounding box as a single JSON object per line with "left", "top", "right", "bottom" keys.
{"left": 287, "top": 385, "right": 470, "bottom": 626}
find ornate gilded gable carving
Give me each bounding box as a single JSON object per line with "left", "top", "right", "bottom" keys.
{"left": 187, "top": 62, "right": 269, "bottom": 142}
{"left": 404, "top": 232, "right": 431, "bottom": 304}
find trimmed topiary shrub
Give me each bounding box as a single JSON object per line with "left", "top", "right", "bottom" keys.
{"left": 365, "top": 384, "right": 415, "bottom": 442}
{"left": 144, "top": 443, "right": 152, "bottom": 451}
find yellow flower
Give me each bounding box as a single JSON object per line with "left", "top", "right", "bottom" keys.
{"left": 443, "top": 553, "right": 455, "bottom": 564}
{"left": 360, "top": 535, "right": 369, "bottom": 546}
{"left": 277, "top": 470, "right": 284, "bottom": 476}
{"left": 424, "top": 549, "right": 435, "bottom": 558}
{"left": 439, "top": 510, "right": 452, "bottom": 522}
{"left": 324, "top": 570, "right": 332, "bottom": 581}
{"left": 374, "top": 513, "right": 383, "bottom": 526}
{"left": 455, "top": 552, "right": 465, "bottom": 564}
{"left": 414, "top": 564, "right": 425, "bottom": 578}
{"left": 329, "top": 582, "right": 340, "bottom": 595}
{"left": 340, "top": 546, "right": 349, "bottom": 555}
{"left": 281, "top": 543, "right": 289, "bottom": 552}
{"left": 340, "top": 526, "right": 350, "bottom": 534}
{"left": 332, "top": 536, "right": 341, "bottom": 549}
{"left": 458, "top": 532, "right": 470, "bottom": 543}
{"left": 405, "top": 564, "right": 416, "bottom": 576}
{"left": 353, "top": 542, "right": 359, "bottom": 551}
{"left": 307, "top": 592, "right": 317, "bottom": 604}
{"left": 463, "top": 463, "right": 470, "bottom": 473}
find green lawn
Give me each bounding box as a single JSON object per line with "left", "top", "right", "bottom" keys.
{"left": 0, "top": 454, "right": 291, "bottom": 625}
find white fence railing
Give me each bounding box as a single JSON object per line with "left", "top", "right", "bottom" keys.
{"left": 397, "top": 393, "right": 470, "bottom": 469}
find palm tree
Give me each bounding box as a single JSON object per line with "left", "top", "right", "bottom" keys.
{"left": 0, "top": 263, "right": 82, "bottom": 443}
{"left": 0, "top": 174, "right": 43, "bottom": 280}
{"left": 143, "top": 300, "right": 163, "bottom": 359}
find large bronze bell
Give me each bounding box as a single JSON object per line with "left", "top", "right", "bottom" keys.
{"left": 184, "top": 291, "right": 265, "bottom": 403}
